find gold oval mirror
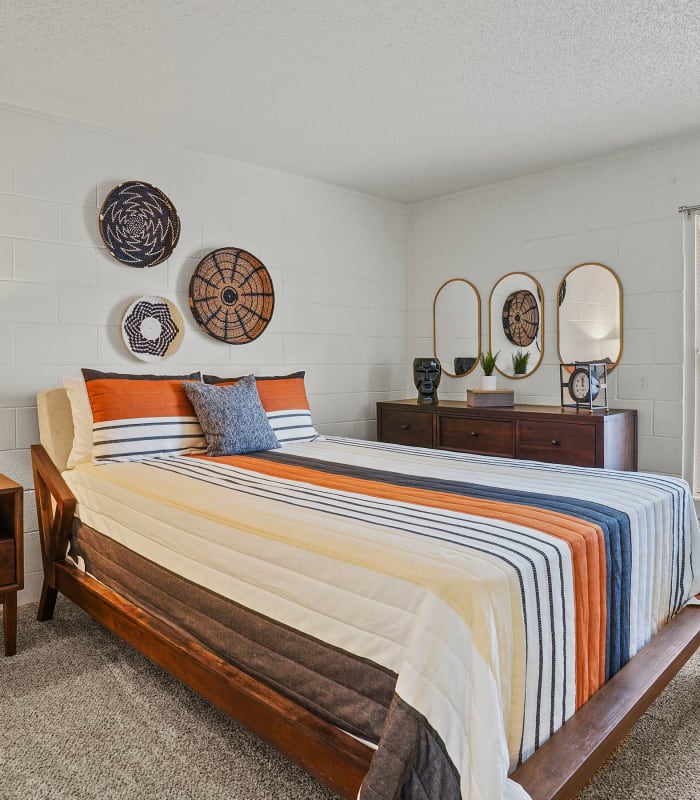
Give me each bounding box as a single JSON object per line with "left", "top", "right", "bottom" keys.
{"left": 432, "top": 278, "right": 481, "bottom": 378}
{"left": 557, "top": 262, "right": 622, "bottom": 369}
{"left": 489, "top": 272, "right": 544, "bottom": 379}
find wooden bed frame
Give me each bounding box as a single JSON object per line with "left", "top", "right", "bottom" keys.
{"left": 30, "top": 388, "right": 700, "bottom": 800}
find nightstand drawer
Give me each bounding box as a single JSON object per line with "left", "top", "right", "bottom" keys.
{"left": 438, "top": 416, "right": 515, "bottom": 457}
{"left": 519, "top": 421, "right": 596, "bottom": 467}
{"left": 0, "top": 538, "right": 15, "bottom": 585}
{"left": 380, "top": 409, "right": 433, "bottom": 448}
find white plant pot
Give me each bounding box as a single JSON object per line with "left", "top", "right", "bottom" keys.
{"left": 481, "top": 375, "right": 497, "bottom": 391}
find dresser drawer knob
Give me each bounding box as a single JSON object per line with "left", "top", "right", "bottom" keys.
{"left": 470, "top": 431, "right": 479, "bottom": 438}
{"left": 551, "top": 439, "right": 560, "bottom": 446}
{"left": 401, "top": 423, "right": 410, "bottom": 430}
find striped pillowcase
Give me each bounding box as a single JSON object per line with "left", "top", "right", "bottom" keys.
{"left": 82, "top": 369, "right": 207, "bottom": 463}
{"left": 203, "top": 371, "right": 318, "bottom": 444}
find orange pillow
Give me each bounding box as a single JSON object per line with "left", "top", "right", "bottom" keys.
{"left": 82, "top": 369, "right": 206, "bottom": 462}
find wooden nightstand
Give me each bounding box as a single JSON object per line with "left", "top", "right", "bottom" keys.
{"left": 0, "top": 476, "right": 23, "bottom": 656}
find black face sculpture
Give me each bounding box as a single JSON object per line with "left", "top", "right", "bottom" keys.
{"left": 413, "top": 357, "right": 441, "bottom": 404}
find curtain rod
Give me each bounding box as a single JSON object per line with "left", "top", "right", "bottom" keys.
{"left": 678, "top": 204, "right": 700, "bottom": 214}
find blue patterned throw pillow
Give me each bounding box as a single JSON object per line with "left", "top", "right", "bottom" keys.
{"left": 183, "top": 376, "right": 280, "bottom": 456}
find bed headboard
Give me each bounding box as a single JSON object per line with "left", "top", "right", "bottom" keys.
{"left": 36, "top": 388, "right": 74, "bottom": 473}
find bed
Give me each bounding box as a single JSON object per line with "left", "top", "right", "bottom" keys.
{"left": 32, "top": 386, "right": 700, "bottom": 800}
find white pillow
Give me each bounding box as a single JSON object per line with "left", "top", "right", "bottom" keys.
{"left": 63, "top": 376, "right": 94, "bottom": 468}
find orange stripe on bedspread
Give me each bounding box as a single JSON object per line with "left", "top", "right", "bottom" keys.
{"left": 193, "top": 453, "right": 607, "bottom": 707}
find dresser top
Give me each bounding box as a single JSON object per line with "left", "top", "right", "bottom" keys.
{"left": 378, "top": 398, "right": 635, "bottom": 419}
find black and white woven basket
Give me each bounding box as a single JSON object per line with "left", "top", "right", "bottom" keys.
{"left": 100, "top": 181, "right": 180, "bottom": 267}
{"left": 121, "top": 296, "right": 185, "bottom": 361}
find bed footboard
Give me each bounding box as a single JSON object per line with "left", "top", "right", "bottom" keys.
{"left": 31, "top": 444, "right": 76, "bottom": 621}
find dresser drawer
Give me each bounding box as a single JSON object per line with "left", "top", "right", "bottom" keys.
{"left": 380, "top": 409, "right": 433, "bottom": 448}
{"left": 518, "top": 420, "right": 597, "bottom": 467}
{"left": 438, "top": 416, "right": 515, "bottom": 457}
{"left": 0, "top": 538, "right": 15, "bottom": 585}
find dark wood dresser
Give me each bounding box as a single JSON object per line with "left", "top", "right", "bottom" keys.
{"left": 377, "top": 400, "right": 637, "bottom": 471}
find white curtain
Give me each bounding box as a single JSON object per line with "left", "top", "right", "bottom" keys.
{"left": 682, "top": 211, "right": 700, "bottom": 492}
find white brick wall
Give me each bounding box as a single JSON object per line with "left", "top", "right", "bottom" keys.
{"left": 0, "top": 106, "right": 409, "bottom": 605}
{"left": 409, "top": 137, "right": 700, "bottom": 476}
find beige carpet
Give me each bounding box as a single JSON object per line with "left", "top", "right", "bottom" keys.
{"left": 1, "top": 601, "right": 698, "bottom": 800}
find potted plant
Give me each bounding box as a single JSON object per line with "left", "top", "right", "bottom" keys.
{"left": 512, "top": 349, "right": 530, "bottom": 376}
{"left": 479, "top": 349, "right": 499, "bottom": 390}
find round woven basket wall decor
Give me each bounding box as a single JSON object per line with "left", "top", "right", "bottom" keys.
{"left": 121, "top": 296, "right": 185, "bottom": 361}
{"left": 188, "top": 248, "right": 275, "bottom": 344}
{"left": 99, "top": 181, "right": 180, "bottom": 267}
{"left": 502, "top": 289, "right": 540, "bottom": 347}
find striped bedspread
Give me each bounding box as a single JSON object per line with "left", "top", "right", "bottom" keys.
{"left": 64, "top": 436, "right": 700, "bottom": 800}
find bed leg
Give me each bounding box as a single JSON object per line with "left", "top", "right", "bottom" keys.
{"left": 37, "top": 581, "right": 58, "bottom": 621}
{"left": 3, "top": 592, "right": 17, "bottom": 655}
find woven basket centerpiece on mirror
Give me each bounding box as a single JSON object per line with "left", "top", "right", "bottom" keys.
{"left": 502, "top": 289, "right": 540, "bottom": 347}
{"left": 189, "top": 248, "right": 275, "bottom": 344}
{"left": 99, "top": 181, "right": 180, "bottom": 267}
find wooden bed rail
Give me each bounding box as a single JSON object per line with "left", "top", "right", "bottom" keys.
{"left": 31, "top": 444, "right": 76, "bottom": 621}
{"left": 52, "top": 560, "right": 373, "bottom": 798}
{"left": 511, "top": 604, "right": 700, "bottom": 798}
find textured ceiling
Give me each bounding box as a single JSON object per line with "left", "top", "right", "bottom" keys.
{"left": 2, "top": 1, "right": 700, "bottom": 203}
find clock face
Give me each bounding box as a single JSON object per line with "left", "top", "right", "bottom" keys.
{"left": 568, "top": 367, "right": 600, "bottom": 403}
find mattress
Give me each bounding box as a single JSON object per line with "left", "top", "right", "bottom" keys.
{"left": 62, "top": 436, "right": 700, "bottom": 800}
